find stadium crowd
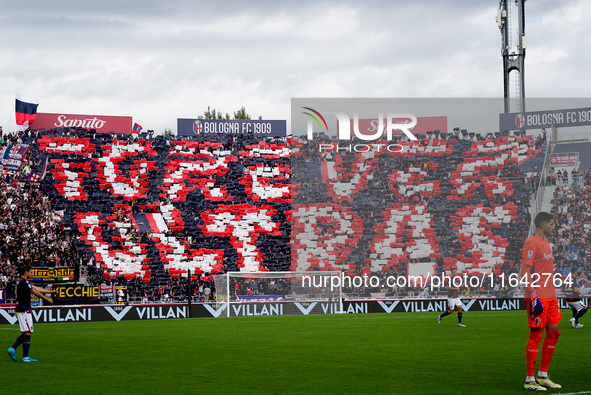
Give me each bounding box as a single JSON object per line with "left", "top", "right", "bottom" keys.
{"left": 1, "top": 123, "right": 589, "bottom": 302}
{"left": 3, "top": 126, "right": 292, "bottom": 302}
{"left": 550, "top": 182, "right": 591, "bottom": 292}
{"left": 291, "top": 129, "right": 544, "bottom": 298}
{"left": 1, "top": 129, "right": 81, "bottom": 299}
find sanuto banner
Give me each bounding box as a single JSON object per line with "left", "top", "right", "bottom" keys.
{"left": 177, "top": 118, "right": 287, "bottom": 137}
{"left": 33, "top": 113, "right": 133, "bottom": 134}
{"left": 340, "top": 116, "right": 448, "bottom": 139}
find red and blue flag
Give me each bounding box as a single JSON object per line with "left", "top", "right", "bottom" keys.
{"left": 131, "top": 213, "right": 169, "bottom": 233}
{"left": 15, "top": 94, "right": 39, "bottom": 131}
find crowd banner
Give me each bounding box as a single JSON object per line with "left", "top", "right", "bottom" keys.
{"left": 30, "top": 267, "right": 76, "bottom": 283}
{"left": 99, "top": 284, "right": 115, "bottom": 301}
{"left": 115, "top": 287, "right": 128, "bottom": 304}
{"left": 549, "top": 152, "right": 579, "bottom": 166}
{"left": 177, "top": 118, "right": 287, "bottom": 137}
{"left": 342, "top": 116, "right": 447, "bottom": 137}
{"left": 0, "top": 144, "right": 30, "bottom": 172}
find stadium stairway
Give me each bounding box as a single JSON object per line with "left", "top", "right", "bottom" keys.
{"left": 519, "top": 145, "right": 546, "bottom": 174}
{"left": 539, "top": 185, "right": 556, "bottom": 213}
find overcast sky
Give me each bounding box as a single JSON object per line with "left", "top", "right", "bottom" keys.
{"left": 1, "top": 0, "right": 590, "bottom": 134}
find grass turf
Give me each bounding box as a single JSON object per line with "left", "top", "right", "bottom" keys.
{"left": 1, "top": 310, "right": 590, "bottom": 394}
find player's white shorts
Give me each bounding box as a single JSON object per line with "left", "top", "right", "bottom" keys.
{"left": 16, "top": 312, "right": 34, "bottom": 333}
{"left": 567, "top": 301, "right": 586, "bottom": 312}
{"left": 447, "top": 298, "right": 462, "bottom": 310}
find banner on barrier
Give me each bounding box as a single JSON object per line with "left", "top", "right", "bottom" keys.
{"left": 499, "top": 107, "right": 591, "bottom": 130}
{"left": 177, "top": 118, "right": 287, "bottom": 137}
{"left": 30, "top": 267, "right": 76, "bottom": 283}
{"left": 53, "top": 285, "right": 100, "bottom": 305}
{"left": 2, "top": 299, "right": 587, "bottom": 324}
{"left": 549, "top": 152, "right": 579, "bottom": 167}
{"left": 115, "top": 287, "right": 128, "bottom": 305}
{"left": 0, "top": 298, "right": 560, "bottom": 324}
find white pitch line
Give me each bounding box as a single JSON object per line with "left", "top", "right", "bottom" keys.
{"left": 554, "top": 392, "right": 591, "bottom": 395}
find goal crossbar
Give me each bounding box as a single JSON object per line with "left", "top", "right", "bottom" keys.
{"left": 214, "top": 271, "right": 343, "bottom": 317}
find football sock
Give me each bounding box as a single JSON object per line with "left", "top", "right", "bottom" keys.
{"left": 539, "top": 330, "right": 560, "bottom": 373}
{"left": 457, "top": 312, "right": 463, "bottom": 323}
{"left": 11, "top": 334, "right": 25, "bottom": 349}
{"left": 526, "top": 330, "right": 543, "bottom": 377}
{"left": 537, "top": 370, "right": 548, "bottom": 378}
{"left": 22, "top": 335, "right": 31, "bottom": 358}
{"left": 439, "top": 311, "right": 451, "bottom": 318}
{"left": 574, "top": 308, "right": 587, "bottom": 324}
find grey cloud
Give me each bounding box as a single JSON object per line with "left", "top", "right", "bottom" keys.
{"left": 0, "top": 0, "right": 589, "bottom": 133}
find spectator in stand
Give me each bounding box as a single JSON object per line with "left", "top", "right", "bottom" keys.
{"left": 204, "top": 284, "right": 211, "bottom": 301}
{"left": 571, "top": 168, "right": 579, "bottom": 186}
{"left": 0, "top": 160, "right": 75, "bottom": 294}
{"left": 550, "top": 183, "right": 591, "bottom": 284}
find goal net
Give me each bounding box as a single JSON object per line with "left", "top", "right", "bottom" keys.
{"left": 212, "top": 271, "right": 343, "bottom": 317}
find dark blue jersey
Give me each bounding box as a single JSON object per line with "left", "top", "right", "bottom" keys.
{"left": 565, "top": 276, "right": 581, "bottom": 302}
{"left": 16, "top": 278, "right": 32, "bottom": 313}
{"left": 445, "top": 276, "right": 460, "bottom": 298}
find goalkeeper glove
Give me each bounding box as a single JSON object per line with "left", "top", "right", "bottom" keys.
{"left": 530, "top": 297, "right": 543, "bottom": 320}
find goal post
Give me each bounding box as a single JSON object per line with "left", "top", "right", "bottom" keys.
{"left": 213, "top": 271, "right": 343, "bottom": 317}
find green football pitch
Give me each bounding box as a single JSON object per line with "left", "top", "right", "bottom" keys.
{"left": 1, "top": 311, "right": 590, "bottom": 394}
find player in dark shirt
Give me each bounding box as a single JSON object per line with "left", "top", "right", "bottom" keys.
{"left": 7, "top": 266, "right": 57, "bottom": 363}
{"left": 437, "top": 269, "right": 466, "bottom": 327}
{"left": 565, "top": 267, "right": 587, "bottom": 329}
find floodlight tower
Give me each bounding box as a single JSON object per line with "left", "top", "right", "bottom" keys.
{"left": 497, "top": 0, "right": 526, "bottom": 114}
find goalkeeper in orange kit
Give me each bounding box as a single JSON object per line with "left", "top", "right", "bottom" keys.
{"left": 520, "top": 212, "right": 562, "bottom": 391}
